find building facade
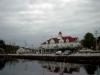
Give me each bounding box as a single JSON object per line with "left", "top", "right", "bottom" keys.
{"left": 41, "top": 32, "right": 80, "bottom": 50}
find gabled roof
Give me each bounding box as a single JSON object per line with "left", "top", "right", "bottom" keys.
{"left": 47, "top": 38, "right": 59, "bottom": 44}
{"left": 41, "top": 42, "right": 46, "bottom": 45}
{"left": 41, "top": 36, "right": 77, "bottom": 45}
{"left": 62, "top": 36, "right": 77, "bottom": 42}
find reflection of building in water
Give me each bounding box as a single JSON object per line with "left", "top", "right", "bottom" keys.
{"left": 40, "top": 61, "right": 80, "bottom": 74}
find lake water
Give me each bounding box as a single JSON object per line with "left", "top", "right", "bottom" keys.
{"left": 0, "top": 59, "right": 100, "bottom": 75}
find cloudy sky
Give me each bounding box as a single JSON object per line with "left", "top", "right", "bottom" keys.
{"left": 0, "top": 0, "right": 100, "bottom": 47}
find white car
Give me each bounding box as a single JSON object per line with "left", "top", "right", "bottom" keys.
{"left": 55, "top": 51, "right": 62, "bottom": 55}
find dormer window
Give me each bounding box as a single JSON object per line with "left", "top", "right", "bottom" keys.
{"left": 66, "top": 39, "right": 69, "bottom": 43}
{"left": 50, "top": 39, "right": 55, "bottom": 44}
{"left": 59, "top": 39, "right": 64, "bottom": 43}
{"left": 46, "top": 41, "right": 48, "bottom": 44}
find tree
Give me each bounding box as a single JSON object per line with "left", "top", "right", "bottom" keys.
{"left": 97, "top": 36, "right": 100, "bottom": 49}
{"left": 0, "top": 40, "right": 6, "bottom": 49}
{"left": 97, "top": 36, "right": 100, "bottom": 43}
{"left": 0, "top": 40, "right": 5, "bottom": 44}
{"left": 82, "top": 32, "right": 95, "bottom": 49}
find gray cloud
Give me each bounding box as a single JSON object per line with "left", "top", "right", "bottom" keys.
{"left": 0, "top": 0, "right": 100, "bottom": 47}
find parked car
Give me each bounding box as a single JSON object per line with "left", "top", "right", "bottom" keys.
{"left": 63, "top": 50, "right": 71, "bottom": 55}
{"left": 55, "top": 51, "right": 62, "bottom": 55}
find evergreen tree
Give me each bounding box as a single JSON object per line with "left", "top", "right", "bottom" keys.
{"left": 82, "top": 32, "right": 95, "bottom": 49}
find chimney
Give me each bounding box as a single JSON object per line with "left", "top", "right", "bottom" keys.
{"left": 58, "top": 32, "right": 62, "bottom": 39}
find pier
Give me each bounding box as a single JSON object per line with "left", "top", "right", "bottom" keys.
{"left": 0, "top": 53, "right": 100, "bottom": 64}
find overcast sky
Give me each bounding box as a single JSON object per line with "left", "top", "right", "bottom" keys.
{"left": 0, "top": 0, "right": 100, "bottom": 47}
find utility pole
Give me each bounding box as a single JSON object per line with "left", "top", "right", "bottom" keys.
{"left": 24, "top": 41, "right": 27, "bottom": 48}
{"left": 95, "top": 30, "right": 98, "bottom": 50}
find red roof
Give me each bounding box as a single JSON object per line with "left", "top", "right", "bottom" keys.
{"left": 41, "top": 36, "right": 77, "bottom": 45}
{"left": 62, "top": 36, "right": 77, "bottom": 42}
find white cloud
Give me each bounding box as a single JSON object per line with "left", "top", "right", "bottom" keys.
{"left": 0, "top": 0, "right": 100, "bottom": 47}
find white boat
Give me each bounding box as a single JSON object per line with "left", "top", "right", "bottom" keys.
{"left": 69, "top": 49, "right": 100, "bottom": 56}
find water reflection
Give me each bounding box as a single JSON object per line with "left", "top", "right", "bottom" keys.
{"left": 39, "top": 61, "right": 100, "bottom": 75}
{"left": 0, "top": 59, "right": 19, "bottom": 71}
{"left": 39, "top": 61, "right": 80, "bottom": 74}
{"left": 0, "top": 59, "right": 6, "bottom": 70}
{"left": 0, "top": 59, "right": 100, "bottom": 75}
{"left": 84, "top": 65, "right": 97, "bottom": 75}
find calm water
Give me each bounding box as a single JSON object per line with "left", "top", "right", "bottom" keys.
{"left": 0, "top": 59, "right": 100, "bottom": 75}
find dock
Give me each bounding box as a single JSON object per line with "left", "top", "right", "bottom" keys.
{"left": 0, "top": 54, "right": 100, "bottom": 64}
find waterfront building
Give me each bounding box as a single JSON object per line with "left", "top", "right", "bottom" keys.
{"left": 16, "top": 47, "right": 32, "bottom": 54}
{"left": 40, "top": 32, "right": 80, "bottom": 52}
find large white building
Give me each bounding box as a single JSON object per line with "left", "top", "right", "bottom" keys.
{"left": 16, "top": 47, "right": 32, "bottom": 54}
{"left": 41, "top": 32, "right": 80, "bottom": 49}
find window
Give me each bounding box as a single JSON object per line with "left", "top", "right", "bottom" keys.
{"left": 50, "top": 39, "right": 55, "bottom": 44}
{"left": 66, "top": 39, "right": 69, "bottom": 43}
{"left": 59, "top": 39, "right": 64, "bottom": 43}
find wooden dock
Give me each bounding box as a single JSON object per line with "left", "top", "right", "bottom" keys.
{"left": 0, "top": 54, "right": 100, "bottom": 64}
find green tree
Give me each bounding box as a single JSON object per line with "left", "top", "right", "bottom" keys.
{"left": 97, "top": 36, "right": 100, "bottom": 49}
{"left": 0, "top": 40, "right": 6, "bottom": 49}
{"left": 0, "top": 40, "right": 5, "bottom": 44}
{"left": 97, "top": 36, "right": 100, "bottom": 43}
{"left": 82, "top": 32, "right": 95, "bottom": 49}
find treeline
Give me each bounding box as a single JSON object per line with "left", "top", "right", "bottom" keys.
{"left": 81, "top": 32, "right": 100, "bottom": 50}
{"left": 0, "top": 40, "right": 19, "bottom": 54}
